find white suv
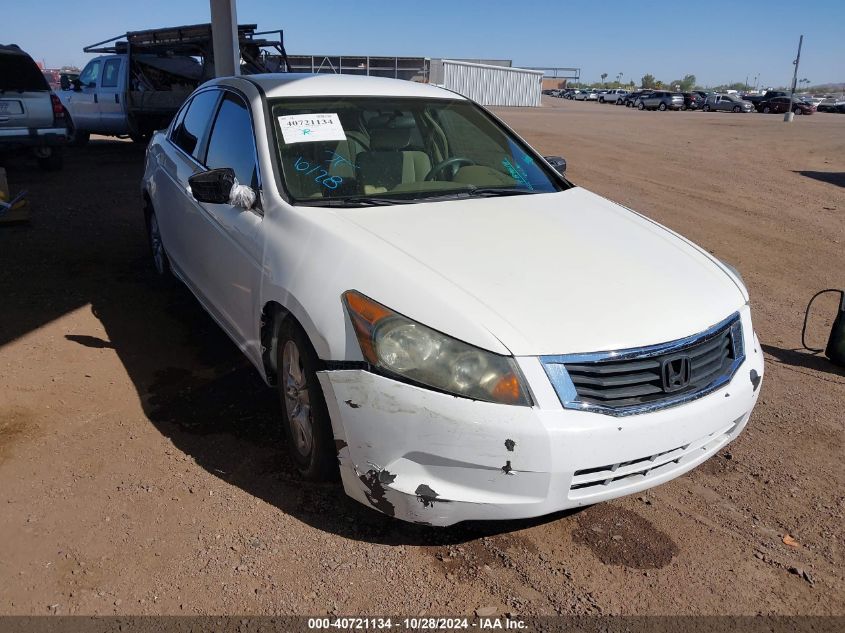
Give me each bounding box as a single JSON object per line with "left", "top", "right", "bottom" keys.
{"left": 142, "top": 73, "right": 763, "bottom": 526}
{"left": 599, "top": 88, "right": 629, "bottom": 104}
{"left": 0, "top": 44, "right": 66, "bottom": 170}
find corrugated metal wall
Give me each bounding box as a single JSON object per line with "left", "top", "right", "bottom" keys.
{"left": 441, "top": 60, "right": 543, "bottom": 107}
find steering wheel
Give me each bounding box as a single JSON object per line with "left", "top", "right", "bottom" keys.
{"left": 424, "top": 157, "right": 476, "bottom": 181}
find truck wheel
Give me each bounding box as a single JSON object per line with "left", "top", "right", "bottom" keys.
{"left": 658, "top": 103, "right": 667, "bottom": 111}
{"left": 703, "top": 104, "right": 711, "bottom": 112}
{"left": 65, "top": 115, "right": 89, "bottom": 147}
{"left": 276, "top": 318, "right": 337, "bottom": 481}
{"left": 36, "top": 147, "right": 63, "bottom": 171}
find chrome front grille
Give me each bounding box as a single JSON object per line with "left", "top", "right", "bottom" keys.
{"left": 541, "top": 312, "right": 745, "bottom": 416}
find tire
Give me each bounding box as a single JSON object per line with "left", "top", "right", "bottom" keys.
{"left": 36, "top": 147, "right": 63, "bottom": 171}
{"left": 703, "top": 104, "right": 711, "bottom": 112}
{"left": 733, "top": 106, "right": 741, "bottom": 113}
{"left": 65, "top": 114, "right": 89, "bottom": 147}
{"left": 637, "top": 102, "right": 645, "bottom": 110}
{"left": 145, "top": 206, "right": 174, "bottom": 282}
{"left": 793, "top": 107, "right": 802, "bottom": 115}
{"left": 680, "top": 104, "right": 687, "bottom": 111}
{"left": 763, "top": 106, "right": 771, "bottom": 114}
{"left": 276, "top": 319, "right": 337, "bottom": 481}
{"left": 658, "top": 102, "right": 667, "bottom": 111}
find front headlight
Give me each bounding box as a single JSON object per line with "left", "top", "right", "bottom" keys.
{"left": 342, "top": 290, "right": 532, "bottom": 406}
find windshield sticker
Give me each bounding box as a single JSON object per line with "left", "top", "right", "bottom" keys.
{"left": 278, "top": 113, "right": 346, "bottom": 144}
{"left": 293, "top": 156, "right": 344, "bottom": 190}
{"left": 502, "top": 157, "right": 534, "bottom": 190}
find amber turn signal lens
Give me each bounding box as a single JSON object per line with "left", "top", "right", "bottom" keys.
{"left": 343, "top": 290, "right": 395, "bottom": 364}
{"left": 491, "top": 373, "right": 523, "bottom": 405}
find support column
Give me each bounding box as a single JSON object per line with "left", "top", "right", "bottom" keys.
{"left": 210, "top": 0, "right": 240, "bottom": 77}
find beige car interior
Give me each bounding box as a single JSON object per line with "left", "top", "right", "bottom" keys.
{"left": 284, "top": 109, "right": 517, "bottom": 199}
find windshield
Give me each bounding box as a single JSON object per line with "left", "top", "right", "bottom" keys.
{"left": 269, "top": 97, "right": 566, "bottom": 206}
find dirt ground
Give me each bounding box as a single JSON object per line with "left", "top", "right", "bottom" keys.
{"left": 0, "top": 98, "right": 843, "bottom": 617}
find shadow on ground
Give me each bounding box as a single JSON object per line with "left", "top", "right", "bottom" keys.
{"left": 1, "top": 141, "right": 580, "bottom": 546}
{"left": 793, "top": 170, "right": 845, "bottom": 188}
{"left": 761, "top": 344, "right": 845, "bottom": 377}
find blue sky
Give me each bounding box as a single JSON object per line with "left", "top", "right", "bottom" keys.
{"left": 3, "top": 0, "right": 842, "bottom": 88}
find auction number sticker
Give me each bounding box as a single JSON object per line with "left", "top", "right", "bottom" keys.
{"left": 278, "top": 113, "right": 346, "bottom": 144}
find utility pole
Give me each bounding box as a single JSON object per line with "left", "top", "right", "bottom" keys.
{"left": 784, "top": 35, "right": 803, "bottom": 122}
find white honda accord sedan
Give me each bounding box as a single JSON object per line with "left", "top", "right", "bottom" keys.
{"left": 141, "top": 73, "right": 763, "bottom": 526}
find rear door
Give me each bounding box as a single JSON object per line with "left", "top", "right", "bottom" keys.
{"left": 0, "top": 50, "right": 52, "bottom": 131}
{"left": 97, "top": 57, "right": 127, "bottom": 134}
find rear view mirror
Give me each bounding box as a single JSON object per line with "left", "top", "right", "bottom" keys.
{"left": 544, "top": 155, "right": 567, "bottom": 175}
{"left": 189, "top": 168, "right": 235, "bottom": 204}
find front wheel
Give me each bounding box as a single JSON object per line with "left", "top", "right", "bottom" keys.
{"left": 703, "top": 104, "right": 711, "bottom": 112}
{"left": 733, "top": 106, "right": 741, "bottom": 113}
{"left": 793, "top": 107, "right": 803, "bottom": 115}
{"left": 763, "top": 106, "right": 771, "bottom": 113}
{"left": 637, "top": 102, "right": 645, "bottom": 110}
{"left": 276, "top": 320, "right": 337, "bottom": 481}
{"left": 658, "top": 103, "right": 667, "bottom": 111}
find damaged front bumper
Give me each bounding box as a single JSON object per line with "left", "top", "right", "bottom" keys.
{"left": 316, "top": 331, "right": 764, "bottom": 527}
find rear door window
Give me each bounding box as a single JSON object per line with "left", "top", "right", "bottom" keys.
{"left": 101, "top": 59, "right": 122, "bottom": 88}
{"left": 171, "top": 90, "right": 219, "bottom": 159}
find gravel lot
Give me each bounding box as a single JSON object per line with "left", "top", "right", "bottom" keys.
{"left": 0, "top": 98, "right": 843, "bottom": 616}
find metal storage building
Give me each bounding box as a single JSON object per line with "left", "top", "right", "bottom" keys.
{"left": 439, "top": 59, "right": 543, "bottom": 107}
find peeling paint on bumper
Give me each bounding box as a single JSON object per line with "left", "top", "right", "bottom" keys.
{"left": 316, "top": 337, "right": 763, "bottom": 526}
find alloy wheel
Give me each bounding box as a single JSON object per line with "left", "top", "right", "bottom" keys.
{"left": 282, "top": 340, "right": 313, "bottom": 458}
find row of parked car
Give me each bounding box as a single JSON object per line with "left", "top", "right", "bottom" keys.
{"left": 544, "top": 87, "right": 845, "bottom": 115}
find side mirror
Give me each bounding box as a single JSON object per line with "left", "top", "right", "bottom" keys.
{"left": 189, "top": 168, "right": 236, "bottom": 204}
{"left": 189, "top": 168, "right": 256, "bottom": 209}
{"left": 60, "top": 76, "right": 70, "bottom": 91}
{"left": 544, "top": 156, "right": 567, "bottom": 176}
{"left": 71, "top": 78, "right": 82, "bottom": 91}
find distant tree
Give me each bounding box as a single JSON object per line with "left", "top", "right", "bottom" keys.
{"left": 601, "top": 73, "right": 608, "bottom": 86}
{"left": 655, "top": 80, "right": 665, "bottom": 89}
{"left": 641, "top": 74, "right": 656, "bottom": 89}
{"left": 681, "top": 74, "right": 696, "bottom": 91}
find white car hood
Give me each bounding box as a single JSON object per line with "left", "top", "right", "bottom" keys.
{"left": 339, "top": 187, "right": 746, "bottom": 356}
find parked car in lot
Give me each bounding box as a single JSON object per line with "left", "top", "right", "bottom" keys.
{"left": 636, "top": 91, "right": 684, "bottom": 111}
{"left": 622, "top": 90, "right": 650, "bottom": 107}
{"left": 680, "top": 92, "right": 706, "bottom": 110}
{"left": 0, "top": 44, "right": 66, "bottom": 170}
{"left": 758, "top": 96, "right": 816, "bottom": 115}
{"left": 572, "top": 90, "right": 589, "bottom": 101}
{"left": 599, "top": 89, "right": 628, "bottom": 104}
{"left": 702, "top": 94, "right": 755, "bottom": 113}
{"left": 142, "top": 73, "right": 763, "bottom": 526}
{"left": 742, "top": 90, "right": 788, "bottom": 110}
{"left": 817, "top": 99, "right": 845, "bottom": 113}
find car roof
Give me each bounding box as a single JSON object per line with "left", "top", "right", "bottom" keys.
{"left": 211, "top": 73, "right": 463, "bottom": 100}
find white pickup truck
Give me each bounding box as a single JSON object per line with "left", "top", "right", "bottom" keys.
{"left": 59, "top": 23, "right": 288, "bottom": 145}
{"left": 599, "top": 89, "right": 629, "bottom": 104}
{"left": 59, "top": 53, "right": 202, "bottom": 145}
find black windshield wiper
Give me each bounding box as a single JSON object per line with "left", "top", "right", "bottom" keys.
{"left": 296, "top": 196, "right": 418, "bottom": 207}
{"left": 464, "top": 187, "right": 543, "bottom": 197}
